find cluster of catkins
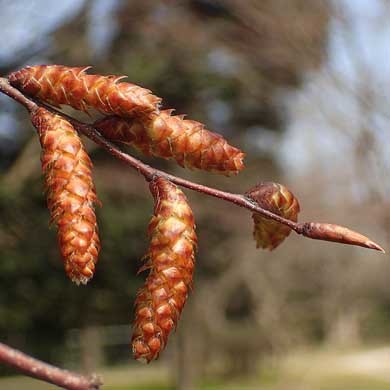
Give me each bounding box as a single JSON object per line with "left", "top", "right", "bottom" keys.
{"left": 8, "top": 65, "right": 299, "bottom": 362}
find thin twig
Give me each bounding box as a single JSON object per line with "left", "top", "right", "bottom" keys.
{"left": 0, "top": 343, "right": 102, "bottom": 390}
{"left": 0, "top": 78, "right": 37, "bottom": 112}
{"left": 0, "top": 76, "right": 385, "bottom": 254}
{"left": 0, "top": 73, "right": 385, "bottom": 387}
{"left": 52, "top": 108, "right": 299, "bottom": 230}
{"left": 44, "top": 105, "right": 385, "bottom": 253}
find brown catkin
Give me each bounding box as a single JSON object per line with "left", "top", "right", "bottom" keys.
{"left": 94, "top": 110, "right": 245, "bottom": 175}
{"left": 132, "top": 177, "right": 197, "bottom": 363}
{"left": 31, "top": 107, "right": 100, "bottom": 284}
{"left": 245, "top": 182, "right": 300, "bottom": 250}
{"left": 9, "top": 65, "right": 161, "bottom": 117}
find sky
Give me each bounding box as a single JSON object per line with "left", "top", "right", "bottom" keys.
{"left": 0, "top": 0, "right": 389, "bottom": 196}
{"left": 0, "top": 0, "right": 85, "bottom": 65}
{"left": 0, "top": 0, "right": 123, "bottom": 156}
{"left": 279, "top": 0, "right": 390, "bottom": 201}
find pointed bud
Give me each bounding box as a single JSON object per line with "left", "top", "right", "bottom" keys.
{"left": 132, "top": 177, "right": 197, "bottom": 363}
{"left": 245, "top": 182, "right": 300, "bottom": 250}
{"left": 31, "top": 108, "right": 100, "bottom": 284}
{"left": 94, "top": 110, "right": 245, "bottom": 175}
{"left": 9, "top": 65, "right": 161, "bottom": 117}
{"left": 301, "top": 222, "right": 385, "bottom": 252}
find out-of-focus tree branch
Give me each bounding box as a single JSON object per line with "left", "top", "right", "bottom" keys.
{"left": 0, "top": 342, "right": 102, "bottom": 390}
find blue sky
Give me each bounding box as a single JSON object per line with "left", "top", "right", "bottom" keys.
{"left": 1, "top": 0, "right": 389, "bottom": 193}
{"left": 279, "top": 0, "right": 390, "bottom": 200}
{"left": 0, "top": 0, "right": 85, "bottom": 65}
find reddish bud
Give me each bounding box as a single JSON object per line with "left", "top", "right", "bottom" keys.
{"left": 301, "top": 222, "right": 385, "bottom": 252}
{"left": 246, "top": 182, "right": 300, "bottom": 250}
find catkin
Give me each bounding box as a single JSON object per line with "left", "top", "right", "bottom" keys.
{"left": 94, "top": 110, "right": 245, "bottom": 175}
{"left": 246, "top": 182, "right": 300, "bottom": 250}
{"left": 9, "top": 65, "right": 161, "bottom": 117}
{"left": 132, "top": 177, "right": 197, "bottom": 363}
{"left": 31, "top": 107, "right": 100, "bottom": 284}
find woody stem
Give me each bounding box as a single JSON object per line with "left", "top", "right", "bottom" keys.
{"left": 0, "top": 77, "right": 296, "bottom": 227}
{"left": 0, "top": 77, "right": 384, "bottom": 253}
{"left": 44, "top": 105, "right": 299, "bottom": 231}
{"left": 0, "top": 342, "right": 101, "bottom": 390}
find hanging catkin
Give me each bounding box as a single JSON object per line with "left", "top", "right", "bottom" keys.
{"left": 94, "top": 110, "right": 245, "bottom": 175}
{"left": 9, "top": 65, "right": 161, "bottom": 117}
{"left": 31, "top": 107, "right": 100, "bottom": 284}
{"left": 132, "top": 177, "right": 197, "bottom": 362}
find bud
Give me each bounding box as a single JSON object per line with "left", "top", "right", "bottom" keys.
{"left": 94, "top": 110, "right": 245, "bottom": 175}
{"left": 302, "top": 222, "right": 385, "bottom": 252}
{"left": 245, "top": 182, "right": 300, "bottom": 250}
{"left": 31, "top": 108, "right": 100, "bottom": 284}
{"left": 132, "top": 177, "right": 197, "bottom": 363}
{"left": 9, "top": 65, "right": 161, "bottom": 117}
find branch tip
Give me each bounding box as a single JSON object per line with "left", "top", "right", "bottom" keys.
{"left": 365, "top": 240, "right": 385, "bottom": 253}
{"left": 302, "top": 222, "right": 385, "bottom": 253}
{"left": 87, "top": 373, "right": 103, "bottom": 389}
{"left": 0, "top": 342, "right": 102, "bottom": 390}
{"left": 0, "top": 77, "right": 385, "bottom": 256}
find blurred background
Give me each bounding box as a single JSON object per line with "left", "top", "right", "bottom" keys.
{"left": 0, "top": 0, "right": 389, "bottom": 389}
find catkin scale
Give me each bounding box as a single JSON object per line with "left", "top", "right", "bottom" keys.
{"left": 31, "top": 107, "right": 100, "bottom": 284}
{"left": 9, "top": 65, "right": 161, "bottom": 117}
{"left": 94, "top": 110, "right": 245, "bottom": 175}
{"left": 246, "top": 182, "right": 300, "bottom": 250}
{"left": 132, "top": 177, "right": 197, "bottom": 363}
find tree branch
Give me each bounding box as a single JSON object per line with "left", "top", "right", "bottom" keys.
{"left": 0, "top": 72, "right": 385, "bottom": 387}
{"left": 0, "top": 76, "right": 384, "bottom": 252}
{"left": 0, "top": 78, "right": 37, "bottom": 112}
{"left": 0, "top": 343, "right": 102, "bottom": 390}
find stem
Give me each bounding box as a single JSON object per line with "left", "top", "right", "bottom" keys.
{"left": 0, "top": 75, "right": 384, "bottom": 388}
{"left": 0, "top": 343, "right": 101, "bottom": 390}
{"left": 0, "top": 78, "right": 38, "bottom": 112}
{"left": 0, "top": 77, "right": 385, "bottom": 253}
{"left": 39, "top": 104, "right": 298, "bottom": 230}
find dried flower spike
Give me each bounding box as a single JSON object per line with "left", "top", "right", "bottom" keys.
{"left": 94, "top": 110, "right": 245, "bottom": 175}
{"left": 246, "top": 182, "right": 300, "bottom": 250}
{"left": 31, "top": 107, "right": 100, "bottom": 284}
{"left": 9, "top": 65, "right": 161, "bottom": 117}
{"left": 132, "top": 177, "right": 197, "bottom": 363}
